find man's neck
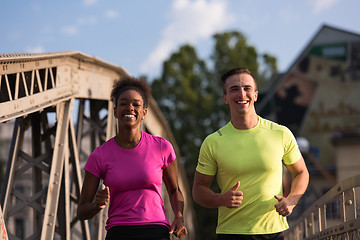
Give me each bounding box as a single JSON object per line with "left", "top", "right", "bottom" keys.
{"left": 231, "top": 112, "right": 259, "bottom": 130}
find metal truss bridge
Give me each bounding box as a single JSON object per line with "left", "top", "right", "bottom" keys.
{"left": 0, "top": 52, "right": 194, "bottom": 240}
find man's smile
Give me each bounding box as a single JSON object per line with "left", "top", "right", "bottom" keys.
{"left": 236, "top": 100, "right": 249, "bottom": 105}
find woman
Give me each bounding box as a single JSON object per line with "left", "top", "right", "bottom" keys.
{"left": 77, "top": 77, "right": 188, "bottom": 240}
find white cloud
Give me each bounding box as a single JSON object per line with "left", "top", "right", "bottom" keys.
{"left": 26, "top": 45, "right": 45, "bottom": 53}
{"left": 60, "top": 16, "right": 96, "bottom": 36}
{"left": 311, "top": 0, "right": 340, "bottom": 14}
{"left": 83, "top": 0, "right": 97, "bottom": 6}
{"left": 105, "top": 10, "right": 118, "bottom": 19}
{"left": 140, "top": 0, "right": 235, "bottom": 76}
{"left": 8, "top": 31, "right": 22, "bottom": 41}
{"left": 279, "top": 7, "right": 300, "bottom": 24}
{"left": 61, "top": 26, "right": 78, "bottom": 36}
{"left": 77, "top": 16, "right": 97, "bottom": 25}
{"left": 42, "top": 26, "right": 52, "bottom": 34}
{"left": 31, "top": 2, "right": 41, "bottom": 12}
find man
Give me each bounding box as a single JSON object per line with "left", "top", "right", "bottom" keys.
{"left": 192, "top": 67, "right": 309, "bottom": 240}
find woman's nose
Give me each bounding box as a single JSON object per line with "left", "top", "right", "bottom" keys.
{"left": 127, "top": 104, "right": 135, "bottom": 111}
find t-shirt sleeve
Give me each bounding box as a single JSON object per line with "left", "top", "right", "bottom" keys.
{"left": 196, "top": 136, "right": 217, "bottom": 176}
{"left": 84, "top": 147, "right": 103, "bottom": 179}
{"left": 282, "top": 127, "right": 302, "bottom": 165}
{"left": 162, "top": 139, "right": 176, "bottom": 168}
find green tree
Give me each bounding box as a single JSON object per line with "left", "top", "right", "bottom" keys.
{"left": 258, "top": 53, "right": 278, "bottom": 86}
{"left": 151, "top": 45, "right": 216, "bottom": 172}
{"left": 212, "top": 31, "right": 278, "bottom": 87}
{"left": 212, "top": 31, "right": 259, "bottom": 78}
{"left": 151, "top": 31, "right": 278, "bottom": 240}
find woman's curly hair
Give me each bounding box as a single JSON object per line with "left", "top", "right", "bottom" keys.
{"left": 110, "top": 77, "right": 151, "bottom": 108}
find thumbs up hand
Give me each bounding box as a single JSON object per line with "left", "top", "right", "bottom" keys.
{"left": 222, "top": 181, "right": 243, "bottom": 208}
{"left": 274, "top": 195, "right": 295, "bottom": 217}
{"left": 95, "top": 186, "right": 110, "bottom": 210}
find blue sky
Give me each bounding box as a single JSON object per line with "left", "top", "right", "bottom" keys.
{"left": 1, "top": 0, "right": 360, "bottom": 80}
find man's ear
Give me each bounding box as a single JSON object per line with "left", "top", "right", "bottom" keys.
{"left": 254, "top": 90, "right": 258, "bottom": 102}
{"left": 222, "top": 94, "right": 229, "bottom": 104}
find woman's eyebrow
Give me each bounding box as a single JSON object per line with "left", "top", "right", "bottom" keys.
{"left": 119, "top": 97, "right": 142, "bottom": 102}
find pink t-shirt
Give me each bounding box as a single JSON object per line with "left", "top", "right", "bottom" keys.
{"left": 84, "top": 131, "right": 176, "bottom": 230}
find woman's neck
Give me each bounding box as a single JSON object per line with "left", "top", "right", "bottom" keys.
{"left": 115, "top": 128, "right": 142, "bottom": 149}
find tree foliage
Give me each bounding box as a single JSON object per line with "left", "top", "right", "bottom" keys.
{"left": 151, "top": 31, "right": 278, "bottom": 240}
{"left": 151, "top": 45, "right": 218, "bottom": 171}
{"left": 212, "top": 31, "right": 259, "bottom": 78}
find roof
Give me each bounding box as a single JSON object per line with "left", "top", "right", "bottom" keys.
{"left": 0, "top": 51, "right": 129, "bottom": 76}
{"left": 257, "top": 24, "right": 360, "bottom": 113}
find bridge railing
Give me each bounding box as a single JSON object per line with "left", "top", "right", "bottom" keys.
{"left": 284, "top": 174, "right": 360, "bottom": 240}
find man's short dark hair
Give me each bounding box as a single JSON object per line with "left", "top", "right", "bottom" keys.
{"left": 221, "top": 67, "right": 257, "bottom": 94}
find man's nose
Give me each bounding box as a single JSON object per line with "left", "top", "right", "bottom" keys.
{"left": 240, "top": 89, "right": 246, "bottom": 97}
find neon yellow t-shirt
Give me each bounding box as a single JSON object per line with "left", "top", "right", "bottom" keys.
{"left": 196, "top": 117, "right": 302, "bottom": 234}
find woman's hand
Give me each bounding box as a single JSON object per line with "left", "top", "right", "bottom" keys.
{"left": 95, "top": 186, "right": 110, "bottom": 209}
{"left": 169, "top": 215, "right": 188, "bottom": 238}
{"left": 77, "top": 171, "right": 108, "bottom": 220}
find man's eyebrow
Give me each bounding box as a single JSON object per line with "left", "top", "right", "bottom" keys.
{"left": 229, "top": 84, "right": 253, "bottom": 89}
{"left": 229, "top": 85, "right": 240, "bottom": 89}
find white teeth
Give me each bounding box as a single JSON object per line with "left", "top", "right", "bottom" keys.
{"left": 124, "top": 114, "right": 135, "bottom": 118}
{"left": 237, "top": 101, "right": 248, "bottom": 104}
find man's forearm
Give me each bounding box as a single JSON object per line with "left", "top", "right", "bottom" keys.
{"left": 287, "top": 170, "right": 309, "bottom": 205}
{"left": 192, "top": 184, "right": 222, "bottom": 208}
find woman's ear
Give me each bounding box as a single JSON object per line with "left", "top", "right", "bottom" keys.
{"left": 113, "top": 106, "right": 118, "bottom": 118}
{"left": 142, "top": 108, "right": 148, "bottom": 120}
